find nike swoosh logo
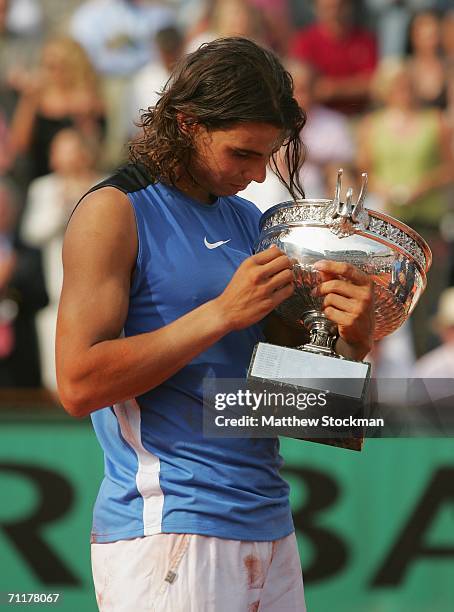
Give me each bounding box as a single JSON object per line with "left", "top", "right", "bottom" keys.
{"left": 204, "top": 237, "right": 231, "bottom": 250}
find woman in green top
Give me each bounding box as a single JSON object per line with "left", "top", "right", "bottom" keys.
{"left": 358, "top": 57, "right": 453, "bottom": 355}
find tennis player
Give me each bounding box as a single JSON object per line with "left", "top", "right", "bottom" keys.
{"left": 56, "top": 37, "right": 373, "bottom": 612}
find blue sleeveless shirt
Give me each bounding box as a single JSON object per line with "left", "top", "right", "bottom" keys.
{"left": 86, "top": 165, "right": 293, "bottom": 543}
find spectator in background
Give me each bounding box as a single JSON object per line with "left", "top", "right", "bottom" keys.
{"left": 0, "top": 109, "right": 12, "bottom": 175}
{"left": 367, "top": 0, "right": 412, "bottom": 57}
{"left": 9, "top": 36, "right": 105, "bottom": 183}
{"left": 413, "top": 286, "right": 454, "bottom": 378}
{"left": 130, "top": 26, "right": 184, "bottom": 134}
{"left": 441, "top": 9, "right": 454, "bottom": 69}
{"left": 406, "top": 8, "right": 447, "bottom": 109}
{"left": 289, "top": 0, "right": 377, "bottom": 115}
{"left": 20, "top": 128, "right": 102, "bottom": 393}
{"left": 445, "top": 64, "right": 454, "bottom": 180}
{"left": 0, "top": 177, "right": 48, "bottom": 387}
{"left": 247, "top": 0, "right": 291, "bottom": 56}
{"left": 442, "top": 57, "right": 454, "bottom": 288}
{"left": 365, "top": 0, "right": 439, "bottom": 58}
{"left": 357, "top": 57, "right": 453, "bottom": 355}
{"left": 411, "top": 286, "right": 454, "bottom": 410}
{"left": 357, "top": 58, "right": 452, "bottom": 228}
{"left": 174, "top": 0, "right": 209, "bottom": 35}
{"left": 0, "top": 0, "right": 43, "bottom": 119}
{"left": 70, "top": 0, "right": 175, "bottom": 77}
{"left": 70, "top": 0, "right": 175, "bottom": 168}
{"left": 186, "top": 0, "right": 268, "bottom": 53}
{"left": 290, "top": 61, "right": 355, "bottom": 198}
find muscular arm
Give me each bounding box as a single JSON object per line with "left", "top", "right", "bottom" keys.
{"left": 56, "top": 188, "right": 294, "bottom": 417}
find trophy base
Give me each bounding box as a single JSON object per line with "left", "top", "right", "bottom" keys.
{"left": 247, "top": 342, "right": 371, "bottom": 451}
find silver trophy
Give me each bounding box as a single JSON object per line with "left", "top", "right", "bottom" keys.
{"left": 247, "top": 169, "right": 431, "bottom": 449}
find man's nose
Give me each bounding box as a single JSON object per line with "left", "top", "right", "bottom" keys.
{"left": 244, "top": 161, "right": 267, "bottom": 184}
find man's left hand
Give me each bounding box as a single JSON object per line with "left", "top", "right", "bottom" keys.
{"left": 312, "top": 260, "right": 375, "bottom": 361}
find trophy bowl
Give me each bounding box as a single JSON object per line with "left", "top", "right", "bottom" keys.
{"left": 247, "top": 170, "right": 432, "bottom": 451}
{"left": 255, "top": 171, "right": 431, "bottom": 352}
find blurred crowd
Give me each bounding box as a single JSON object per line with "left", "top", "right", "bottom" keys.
{"left": 1, "top": 0, "right": 454, "bottom": 395}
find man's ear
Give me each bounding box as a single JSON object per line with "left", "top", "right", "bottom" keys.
{"left": 176, "top": 112, "right": 198, "bottom": 134}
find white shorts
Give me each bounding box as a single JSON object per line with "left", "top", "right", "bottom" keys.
{"left": 91, "top": 532, "right": 306, "bottom": 611}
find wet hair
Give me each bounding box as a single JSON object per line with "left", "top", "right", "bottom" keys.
{"left": 129, "top": 37, "right": 306, "bottom": 199}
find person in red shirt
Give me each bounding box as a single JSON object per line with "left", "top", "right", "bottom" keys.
{"left": 290, "top": 0, "right": 377, "bottom": 115}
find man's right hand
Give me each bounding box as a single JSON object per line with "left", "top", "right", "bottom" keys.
{"left": 215, "top": 245, "right": 294, "bottom": 331}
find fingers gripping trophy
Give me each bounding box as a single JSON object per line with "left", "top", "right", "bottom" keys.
{"left": 248, "top": 169, "right": 432, "bottom": 449}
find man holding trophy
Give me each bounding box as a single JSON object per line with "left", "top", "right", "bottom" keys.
{"left": 56, "top": 37, "right": 428, "bottom": 612}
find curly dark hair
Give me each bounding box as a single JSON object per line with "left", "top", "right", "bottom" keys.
{"left": 129, "top": 37, "right": 306, "bottom": 199}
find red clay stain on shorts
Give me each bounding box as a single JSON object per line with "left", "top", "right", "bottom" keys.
{"left": 243, "top": 554, "right": 264, "bottom": 589}
{"left": 248, "top": 602, "right": 260, "bottom": 612}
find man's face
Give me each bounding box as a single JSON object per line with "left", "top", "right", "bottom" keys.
{"left": 188, "top": 121, "right": 284, "bottom": 198}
